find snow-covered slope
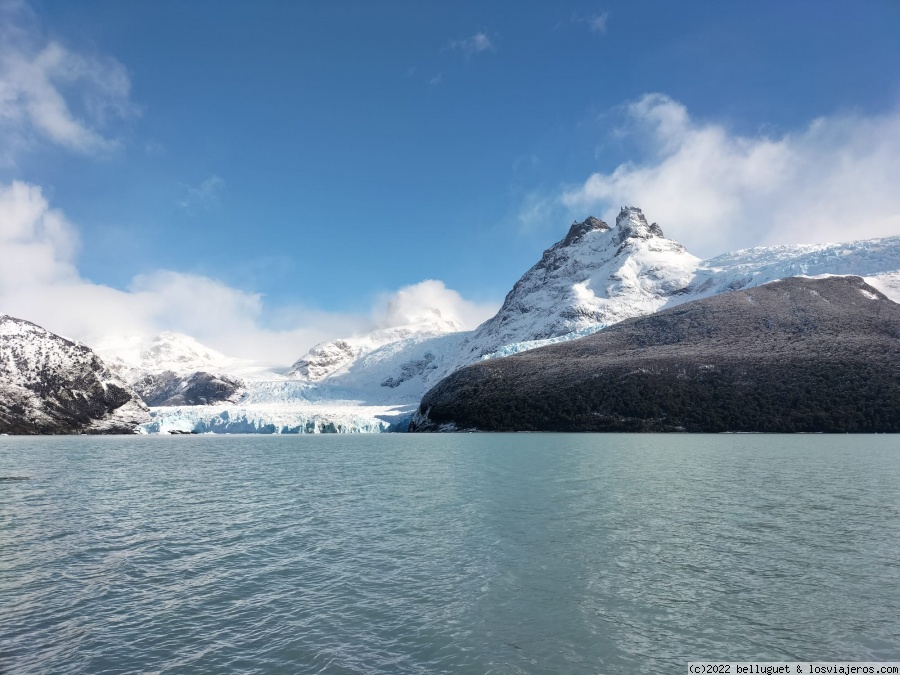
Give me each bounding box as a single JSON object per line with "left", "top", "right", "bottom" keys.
{"left": 98, "top": 332, "right": 255, "bottom": 381}
{"left": 865, "top": 271, "right": 900, "bottom": 301}
{"left": 289, "top": 314, "right": 463, "bottom": 383}
{"left": 112, "top": 206, "right": 900, "bottom": 434}
{"left": 686, "top": 237, "right": 900, "bottom": 302}
{"left": 460, "top": 208, "right": 700, "bottom": 360}
{"left": 0, "top": 315, "right": 149, "bottom": 434}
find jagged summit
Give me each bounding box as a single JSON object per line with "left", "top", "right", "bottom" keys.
{"left": 561, "top": 216, "right": 609, "bottom": 247}
{"left": 614, "top": 206, "right": 665, "bottom": 243}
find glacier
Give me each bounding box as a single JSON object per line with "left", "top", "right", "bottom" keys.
{"left": 97, "top": 207, "right": 900, "bottom": 435}
{"left": 142, "top": 403, "right": 415, "bottom": 435}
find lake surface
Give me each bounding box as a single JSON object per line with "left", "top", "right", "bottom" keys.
{"left": 1, "top": 434, "right": 899, "bottom": 674}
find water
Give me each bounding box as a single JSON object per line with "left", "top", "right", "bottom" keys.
{"left": 1, "top": 434, "right": 899, "bottom": 674}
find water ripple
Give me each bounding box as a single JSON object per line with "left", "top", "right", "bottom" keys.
{"left": 1, "top": 434, "right": 899, "bottom": 673}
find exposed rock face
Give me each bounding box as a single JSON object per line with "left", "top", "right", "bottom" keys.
{"left": 411, "top": 276, "right": 900, "bottom": 433}
{"left": 560, "top": 215, "right": 610, "bottom": 247}
{"left": 132, "top": 370, "right": 243, "bottom": 406}
{"left": 380, "top": 352, "right": 437, "bottom": 388}
{"left": 0, "top": 315, "right": 149, "bottom": 434}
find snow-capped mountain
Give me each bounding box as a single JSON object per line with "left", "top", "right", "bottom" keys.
{"left": 0, "top": 315, "right": 149, "bottom": 434}
{"left": 287, "top": 207, "right": 900, "bottom": 403}
{"left": 459, "top": 208, "right": 700, "bottom": 360}
{"left": 289, "top": 313, "right": 463, "bottom": 383}
{"left": 256, "top": 207, "right": 699, "bottom": 408}
{"left": 94, "top": 331, "right": 276, "bottom": 409}
{"left": 105, "top": 206, "right": 900, "bottom": 434}
{"left": 98, "top": 331, "right": 245, "bottom": 381}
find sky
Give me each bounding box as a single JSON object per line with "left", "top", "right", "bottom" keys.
{"left": 1, "top": 0, "right": 899, "bottom": 364}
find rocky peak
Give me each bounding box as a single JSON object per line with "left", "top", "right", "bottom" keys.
{"left": 0, "top": 314, "right": 149, "bottom": 434}
{"left": 561, "top": 216, "right": 610, "bottom": 247}
{"left": 614, "top": 206, "right": 664, "bottom": 244}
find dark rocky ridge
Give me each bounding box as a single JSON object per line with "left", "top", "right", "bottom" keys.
{"left": 133, "top": 371, "right": 243, "bottom": 406}
{"left": 560, "top": 215, "right": 610, "bottom": 247}
{"left": 411, "top": 276, "right": 900, "bottom": 433}
{"left": 0, "top": 315, "right": 148, "bottom": 434}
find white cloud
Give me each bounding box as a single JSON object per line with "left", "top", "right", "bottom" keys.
{"left": 449, "top": 32, "right": 494, "bottom": 58}
{"left": 0, "top": 180, "right": 79, "bottom": 288}
{"left": 177, "top": 175, "right": 224, "bottom": 211}
{"left": 0, "top": 1, "right": 137, "bottom": 156}
{"left": 0, "top": 180, "right": 499, "bottom": 366}
{"left": 557, "top": 94, "right": 900, "bottom": 256}
{"left": 373, "top": 279, "right": 497, "bottom": 330}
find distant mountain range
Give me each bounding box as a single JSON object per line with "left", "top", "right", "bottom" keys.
{"left": 2, "top": 207, "right": 900, "bottom": 433}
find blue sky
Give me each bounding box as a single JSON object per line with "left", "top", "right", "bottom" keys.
{"left": 1, "top": 0, "right": 899, "bottom": 362}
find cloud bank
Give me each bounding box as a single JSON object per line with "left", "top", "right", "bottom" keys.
{"left": 558, "top": 94, "right": 900, "bottom": 257}
{"left": 0, "top": 181, "right": 498, "bottom": 365}
{"left": 373, "top": 279, "right": 495, "bottom": 330}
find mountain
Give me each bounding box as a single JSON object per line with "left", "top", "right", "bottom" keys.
{"left": 132, "top": 371, "right": 243, "bottom": 407}
{"left": 290, "top": 312, "right": 464, "bottom": 383}
{"left": 410, "top": 276, "right": 900, "bottom": 433}
{"left": 103, "top": 331, "right": 236, "bottom": 377}
{"left": 270, "top": 207, "right": 900, "bottom": 400}
{"left": 459, "top": 208, "right": 900, "bottom": 360}
{"left": 97, "top": 328, "right": 438, "bottom": 433}
{"left": 111, "top": 207, "right": 900, "bottom": 433}
{"left": 459, "top": 209, "right": 700, "bottom": 359}
{"left": 97, "top": 332, "right": 253, "bottom": 407}
{"left": 0, "top": 315, "right": 149, "bottom": 434}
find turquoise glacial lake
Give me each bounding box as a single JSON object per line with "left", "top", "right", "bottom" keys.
{"left": 1, "top": 434, "right": 899, "bottom": 673}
